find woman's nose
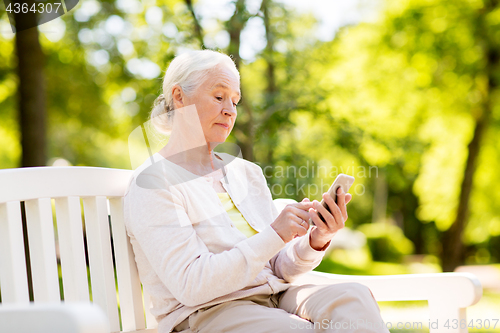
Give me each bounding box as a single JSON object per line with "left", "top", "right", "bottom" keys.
{"left": 223, "top": 101, "right": 237, "bottom": 116}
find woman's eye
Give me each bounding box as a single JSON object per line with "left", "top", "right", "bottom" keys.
{"left": 233, "top": 102, "right": 238, "bottom": 107}
{"left": 215, "top": 96, "right": 223, "bottom": 101}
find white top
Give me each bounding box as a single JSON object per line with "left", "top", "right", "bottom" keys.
{"left": 123, "top": 152, "right": 327, "bottom": 332}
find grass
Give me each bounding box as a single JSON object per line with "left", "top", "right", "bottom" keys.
{"left": 315, "top": 256, "right": 412, "bottom": 276}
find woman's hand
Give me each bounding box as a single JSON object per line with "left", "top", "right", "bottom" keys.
{"left": 308, "top": 187, "right": 352, "bottom": 251}
{"left": 271, "top": 201, "right": 314, "bottom": 243}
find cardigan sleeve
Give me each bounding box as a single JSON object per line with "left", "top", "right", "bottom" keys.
{"left": 252, "top": 167, "right": 328, "bottom": 282}
{"left": 269, "top": 232, "right": 328, "bottom": 282}
{"left": 124, "top": 171, "right": 286, "bottom": 307}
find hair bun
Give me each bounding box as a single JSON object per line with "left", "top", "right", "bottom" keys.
{"left": 153, "top": 94, "right": 168, "bottom": 112}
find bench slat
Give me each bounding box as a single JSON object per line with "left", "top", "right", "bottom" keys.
{"left": 109, "top": 197, "right": 146, "bottom": 331}
{"left": 55, "top": 197, "right": 90, "bottom": 302}
{"left": 83, "top": 196, "right": 120, "bottom": 332}
{"left": 25, "top": 198, "right": 60, "bottom": 303}
{"left": 0, "top": 201, "right": 30, "bottom": 304}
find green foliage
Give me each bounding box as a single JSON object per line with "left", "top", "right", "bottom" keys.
{"left": 1, "top": 0, "right": 500, "bottom": 268}
{"left": 358, "top": 223, "right": 415, "bottom": 263}
{"left": 315, "top": 255, "right": 413, "bottom": 276}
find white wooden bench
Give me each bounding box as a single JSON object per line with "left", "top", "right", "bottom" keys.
{"left": 0, "top": 166, "right": 482, "bottom": 333}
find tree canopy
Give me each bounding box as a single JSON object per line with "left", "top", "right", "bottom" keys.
{"left": 1, "top": 0, "right": 499, "bottom": 271}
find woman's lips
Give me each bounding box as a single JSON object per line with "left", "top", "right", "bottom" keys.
{"left": 215, "top": 123, "right": 229, "bottom": 129}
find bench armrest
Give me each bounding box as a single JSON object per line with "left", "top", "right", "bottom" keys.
{"left": 294, "top": 271, "right": 482, "bottom": 333}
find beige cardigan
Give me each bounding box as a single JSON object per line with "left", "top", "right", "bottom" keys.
{"left": 124, "top": 153, "right": 328, "bottom": 332}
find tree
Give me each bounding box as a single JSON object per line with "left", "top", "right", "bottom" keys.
{"left": 13, "top": 1, "right": 47, "bottom": 167}
{"left": 307, "top": 0, "right": 500, "bottom": 270}
{"left": 441, "top": 0, "right": 499, "bottom": 271}
{"left": 225, "top": 0, "right": 255, "bottom": 161}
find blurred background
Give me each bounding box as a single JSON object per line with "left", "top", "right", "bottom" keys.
{"left": 1, "top": 0, "right": 500, "bottom": 330}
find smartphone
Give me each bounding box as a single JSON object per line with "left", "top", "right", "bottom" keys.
{"left": 310, "top": 174, "right": 355, "bottom": 225}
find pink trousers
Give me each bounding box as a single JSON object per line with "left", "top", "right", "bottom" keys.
{"left": 173, "top": 282, "right": 390, "bottom": 333}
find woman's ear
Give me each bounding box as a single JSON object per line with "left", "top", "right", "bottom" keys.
{"left": 172, "top": 85, "right": 184, "bottom": 109}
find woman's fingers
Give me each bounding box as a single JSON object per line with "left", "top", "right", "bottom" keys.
{"left": 274, "top": 193, "right": 350, "bottom": 243}
{"left": 312, "top": 199, "right": 336, "bottom": 230}
{"left": 336, "top": 187, "right": 348, "bottom": 221}
{"left": 321, "top": 193, "right": 344, "bottom": 228}
{"left": 297, "top": 219, "right": 309, "bottom": 233}
{"left": 309, "top": 208, "right": 326, "bottom": 229}
{"left": 345, "top": 193, "right": 352, "bottom": 205}
{"left": 280, "top": 204, "right": 311, "bottom": 238}
{"left": 289, "top": 212, "right": 309, "bottom": 228}
{"left": 294, "top": 201, "right": 314, "bottom": 211}
{"left": 289, "top": 205, "right": 312, "bottom": 222}
{"left": 272, "top": 203, "right": 311, "bottom": 243}
{"left": 290, "top": 215, "right": 309, "bottom": 237}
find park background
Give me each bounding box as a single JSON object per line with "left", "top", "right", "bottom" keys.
{"left": 1, "top": 0, "right": 500, "bottom": 331}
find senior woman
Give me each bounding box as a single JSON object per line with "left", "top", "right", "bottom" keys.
{"left": 124, "top": 50, "right": 389, "bottom": 333}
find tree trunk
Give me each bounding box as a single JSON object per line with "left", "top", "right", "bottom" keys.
{"left": 261, "top": 0, "right": 277, "bottom": 96}
{"left": 226, "top": 0, "right": 255, "bottom": 161}
{"left": 184, "top": 0, "right": 204, "bottom": 48}
{"left": 441, "top": 113, "right": 489, "bottom": 271}
{"left": 260, "top": 0, "right": 278, "bottom": 165}
{"left": 14, "top": 5, "right": 47, "bottom": 167}
{"left": 440, "top": 0, "right": 498, "bottom": 271}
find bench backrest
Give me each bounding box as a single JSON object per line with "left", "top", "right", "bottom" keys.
{"left": 0, "top": 166, "right": 157, "bottom": 332}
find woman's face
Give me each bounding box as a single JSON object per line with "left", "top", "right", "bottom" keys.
{"left": 173, "top": 65, "right": 240, "bottom": 144}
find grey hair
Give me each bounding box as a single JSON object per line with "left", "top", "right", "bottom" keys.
{"left": 150, "top": 50, "right": 240, "bottom": 134}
